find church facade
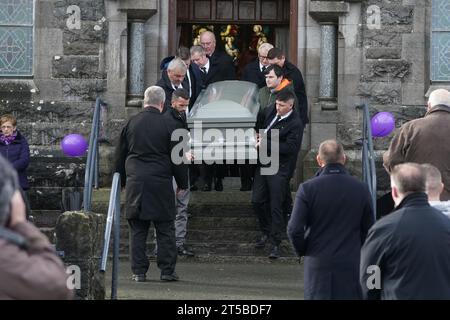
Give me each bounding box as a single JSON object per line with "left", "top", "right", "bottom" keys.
{"left": 0, "top": 0, "right": 446, "bottom": 208}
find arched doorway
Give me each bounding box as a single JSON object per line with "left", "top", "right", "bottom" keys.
{"left": 168, "top": 0, "right": 298, "bottom": 75}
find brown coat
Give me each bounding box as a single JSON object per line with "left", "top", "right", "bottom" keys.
{"left": 383, "top": 105, "right": 450, "bottom": 200}
{"left": 0, "top": 222, "right": 73, "bottom": 300}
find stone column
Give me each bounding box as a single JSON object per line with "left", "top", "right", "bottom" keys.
{"left": 319, "top": 23, "right": 337, "bottom": 100}
{"left": 128, "top": 20, "right": 146, "bottom": 103}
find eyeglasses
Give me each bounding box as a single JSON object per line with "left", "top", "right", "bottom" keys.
{"left": 259, "top": 55, "right": 269, "bottom": 60}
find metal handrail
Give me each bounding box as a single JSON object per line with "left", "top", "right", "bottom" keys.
{"left": 83, "top": 97, "right": 104, "bottom": 211}
{"left": 356, "top": 102, "right": 377, "bottom": 219}
{"left": 100, "top": 172, "right": 121, "bottom": 300}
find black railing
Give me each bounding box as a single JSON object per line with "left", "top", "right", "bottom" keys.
{"left": 83, "top": 97, "right": 104, "bottom": 212}
{"left": 356, "top": 102, "right": 377, "bottom": 218}
{"left": 100, "top": 172, "right": 121, "bottom": 300}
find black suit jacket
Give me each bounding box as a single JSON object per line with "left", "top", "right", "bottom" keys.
{"left": 156, "top": 71, "right": 177, "bottom": 111}
{"left": 361, "top": 192, "right": 450, "bottom": 300}
{"left": 241, "top": 59, "right": 266, "bottom": 88}
{"left": 283, "top": 61, "right": 309, "bottom": 125}
{"left": 287, "top": 164, "right": 374, "bottom": 299}
{"left": 114, "top": 107, "right": 188, "bottom": 221}
{"left": 259, "top": 106, "right": 303, "bottom": 178}
{"left": 202, "top": 50, "right": 236, "bottom": 87}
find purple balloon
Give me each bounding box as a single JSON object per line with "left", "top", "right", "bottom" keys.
{"left": 61, "top": 134, "right": 88, "bottom": 157}
{"left": 371, "top": 112, "right": 395, "bottom": 138}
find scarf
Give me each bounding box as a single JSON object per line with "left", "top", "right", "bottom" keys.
{"left": 0, "top": 131, "right": 17, "bottom": 146}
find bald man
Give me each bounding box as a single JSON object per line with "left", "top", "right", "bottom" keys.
{"left": 361, "top": 163, "right": 450, "bottom": 299}
{"left": 383, "top": 88, "right": 450, "bottom": 200}
{"left": 198, "top": 31, "right": 235, "bottom": 86}
{"left": 241, "top": 42, "right": 274, "bottom": 88}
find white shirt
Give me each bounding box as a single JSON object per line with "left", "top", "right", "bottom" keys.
{"left": 201, "top": 59, "right": 210, "bottom": 74}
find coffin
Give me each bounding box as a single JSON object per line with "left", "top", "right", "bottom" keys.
{"left": 187, "top": 80, "right": 260, "bottom": 161}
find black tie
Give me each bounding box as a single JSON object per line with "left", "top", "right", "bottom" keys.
{"left": 265, "top": 115, "right": 281, "bottom": 132}
{"left": 201, "top": 67, "right": 207, "bottom": 74}
{"left": 261, "top": 66, "right": 267, "bottom": 73}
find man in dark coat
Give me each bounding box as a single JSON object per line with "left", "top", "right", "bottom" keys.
{"left": 287, "top": 140, "right": 374, "bottom": 300}
{"left": 159, "top": 47, "right": 204, "bottom": 110}
{"left": 360, "top": 162, "right": 450, "bottom": 300}
{"left": 241, "top": 42, "right": 274, "bottom": 88}
{"left": 199, "top": 31, "right": 236, "bottom": 86}
{"left": 252, "top": 90, "right": 303, "bottom": 259}
{"left": 114, "top": 86, "right": 188, "bottom": 282}
{"left": 267, "top": 47, "right": 309, "bottom": 126}
{"left": 163, "top": 89, "right": 195, "bottom": 257}
{"left": 156, "top": 58, "right": 188, "bottom": 111}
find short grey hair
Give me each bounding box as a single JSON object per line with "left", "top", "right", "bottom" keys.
{"left": 0, "top": 155, "right": 20, "bottom": 226}
{"left": 190, "top": 45, "right": 205, "bottom": 56}
{"left": 258, "top": 42, "right": 274, "bottom": 54}
{"left": 167, "top": 57, "right": 187, "bottom": 73}
{"left": 143, "top": 86, "right": 166, "bottom": 107}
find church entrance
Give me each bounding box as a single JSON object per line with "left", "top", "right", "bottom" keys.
{"left": 172, "top": 0, "right": 294, "bottom": 77}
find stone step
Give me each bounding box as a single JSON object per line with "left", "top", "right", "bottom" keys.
{"left": 115, "top": 240, "right": 295, "bottom": 257}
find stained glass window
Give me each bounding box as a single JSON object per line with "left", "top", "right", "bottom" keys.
{"left": 0, "top": 0, "right": 34, "bottom": 76}
{"left": 431, "top": 0, "right": 450, "bottom": 81}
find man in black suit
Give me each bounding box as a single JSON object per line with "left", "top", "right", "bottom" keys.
{"left": 241, "top": 42, "right": 274, "bottom": 88}
{"left": 361, "top": 162, "right": 450, "bottom": 300}
{"left": 159, "top": 47, "right": 204, "bottom": 111}
{"left": 267, "top": 47, "right": 309, "bottom": 126}
{"left": 287, "top": 140, "right": 374, "bottom": 299}
{"left": 190, "top": 44, "right": 234, "bottom": 191}
{"left": 199, "top": 30, "right": 236, "bottom": 85}
{"left": 114, "top": 86, "right": 188, "bottom": 282}
{"left": 252, "top": 90, "right": 303, "bottom": 259}
{"left": 156, "top": 58, "right": 188, "bottom": 110}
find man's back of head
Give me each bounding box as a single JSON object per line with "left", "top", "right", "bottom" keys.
{"left": 317, "top": 139, "right": 345, "bottom": 166}
{"left": 0, "top": 155, "right": 19, "bottom": 227}
{"left": 144, "top": 86, "right": 166, "bottom": 110}
{"left": 390, "top": 163, "right": 426, "bottom": 206}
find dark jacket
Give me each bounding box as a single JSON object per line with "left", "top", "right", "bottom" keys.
{"left": 288, "top": 163, "right": 374, "bottom": 299}
{"left": 202, "top": 50, "right": 236, "bottom": 87}
{"left": 0, "top": 222, "right": 73, "bottom": 300}
{"left": 259, "top": 106, "right": 303, "bottom": 178}
{"left": 114, "top": 107, "right": 188, "bottom": 221}
{"left": 282, "top": 61, "right": 309, "bottom": 125}
{"left": 0, "top": 130, "right": 30, "bottom": 190}
{"left": 156, "top": 71, "right": 178, "bottom": 111}
{"left": 241, "top": 59, "right": 266, "bottom": 88}
{"left": 383, "top": 105, "right": 450, "bottom": 200}
{"left": 360, "top": 192, "right": 450, "bottom": 300}
{"left": 160, "top": 56, "right": 204, "bottom": 109}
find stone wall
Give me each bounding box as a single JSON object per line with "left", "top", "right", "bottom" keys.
{"left": 0, "top": 0, "right": 109, "bottom": 209}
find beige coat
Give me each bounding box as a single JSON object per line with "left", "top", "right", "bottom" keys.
{"left": 0, "top": 222, "right": 73, "bottom": 300}
{"left": 383, "top": 105, "right": 450, "bottom": 200}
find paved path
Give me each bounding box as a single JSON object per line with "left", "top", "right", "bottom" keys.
{"left": 105, "top": 257, "right": 304, "bottom": 300}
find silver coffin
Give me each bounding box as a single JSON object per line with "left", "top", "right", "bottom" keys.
{"left": 187, "top": 80, "right": 260, "bottom": 161}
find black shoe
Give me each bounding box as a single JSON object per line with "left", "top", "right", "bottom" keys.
{"left": 160, "top": 272, "right": 179, "bottom": 281}
{"left": 255, "top": 234, "right": 268, "bottom": 249}
{"left": 178, "top": 245, "right": 195, "bottom": 257}
{"left": 214, "top": 179, "right": 223, "bottom": 191}
{"left": 202, "top": 184, "right": 212, "bottom": 191}
{"left": 269, "top": 245, "right": 280, "bottom": 259}
{"left": 132, "top": 274, "right": 146, "bottom": 282}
